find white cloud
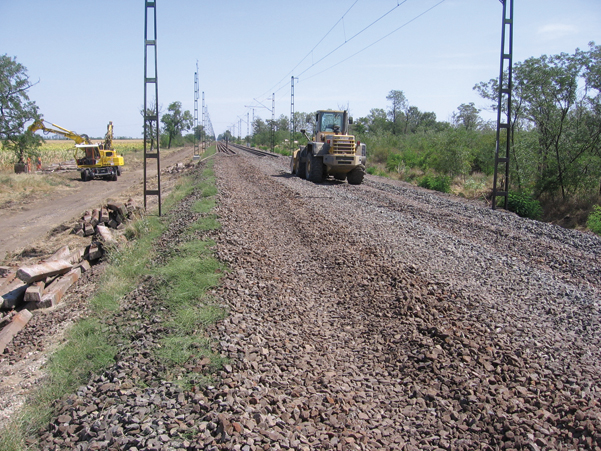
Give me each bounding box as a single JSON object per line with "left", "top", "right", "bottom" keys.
{"left": 537, "top": 23, "right": 579, "bottom": 38}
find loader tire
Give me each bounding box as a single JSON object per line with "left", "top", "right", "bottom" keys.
{"left": 297, "top": 155, "right": 306, "bottom": 179}
{"left": 347, "top": 165, "right": 365, "bottom": 185}
{"left": 306, "top": 153, "right": 323, "bottom": 183}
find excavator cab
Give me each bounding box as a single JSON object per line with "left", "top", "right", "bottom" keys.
{"left": 76, "top": 144, "right": 101, "bottom": 166}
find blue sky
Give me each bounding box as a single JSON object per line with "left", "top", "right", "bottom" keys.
{"left": 2, "top": 0, "right": 600, "bottom": 138}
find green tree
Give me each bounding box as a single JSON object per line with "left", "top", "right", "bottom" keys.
{"left": 386, "top": 90, "right": 407, "bottom": 134}
{"left": 140, "top": 101, "right": 163, "bottom": 151}
{"left": 0, "top": 54, "right": 42, "bottom": 164}
{"left": 362, "top": 108, "right": 390, "bottom": 135}
{"left": 251, "top": 117, "right": 270, "bottom": 146}
{"left": 193, "top": 124, "right": 205, "bottom": 141}
{"left": 161, "top": 101, "right": 193, "bottom": 149}
{"left": 476, "top": 43, "right": 601, "bottom": 198}
{"left": 452, "top": 103, "right": 482, "bottom": 131}
{"left": 218, "top": 130, "right": 233, "bottom": 142}
{"left": 292, "top": 111, "right": 315, "bottom": 136}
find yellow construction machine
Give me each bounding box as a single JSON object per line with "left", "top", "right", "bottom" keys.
{"left": 291, "top": 110, "right": 366, "bottom": 184}
{"left": 28, "top": 120, "right": 124, "bottom": 181}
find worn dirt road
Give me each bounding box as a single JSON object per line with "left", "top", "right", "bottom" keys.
{"left": 0, "top": 147, "right": 194, "bottom": 262}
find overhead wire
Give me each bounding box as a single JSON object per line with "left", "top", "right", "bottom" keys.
{"left": 249, "top": 0, "right": 446, "bottom": 121}
{"left": 256, "top": 0, "right": 361, "bottom": 101}
{"left": 296, "top": 0, "right": 408, "bottom": 78}
{"left": 302, "top": 0, "right": 448, "bottom": 82}
{"left": 258, "top": 0, "right": 410, "bottom": 108}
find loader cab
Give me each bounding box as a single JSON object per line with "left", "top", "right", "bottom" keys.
{"left": 315, "top": 110, "right": 351, "bottom": 142}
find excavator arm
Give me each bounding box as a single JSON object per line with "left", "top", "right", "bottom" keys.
{"left": 28, "top": 120, "right": 91, "bottom": 145}
{"left": 104, "top": 121, "right": 113, "bottom": 150}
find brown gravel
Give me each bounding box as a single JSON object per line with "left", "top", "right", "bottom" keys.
{"left": 17, "top": 150, "right": 601, "bottom": 450}
{"left": 207, "top": 152, "right": 600, "bottom": 450}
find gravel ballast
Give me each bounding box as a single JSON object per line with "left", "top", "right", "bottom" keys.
{"left": 29, "top": 152, "right": 601, "bottom": 450}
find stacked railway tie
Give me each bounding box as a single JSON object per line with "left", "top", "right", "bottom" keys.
{"left": 0, "top": 199, "right": 142, "bottom": 354}
{"left": 71, "top": 199, "right": 141, "bottom": 239}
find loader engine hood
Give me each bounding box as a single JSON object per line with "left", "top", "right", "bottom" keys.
{"left": 323, "top": 134, "right": 356, "bottom": 155}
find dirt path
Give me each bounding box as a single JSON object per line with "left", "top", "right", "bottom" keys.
{"left": 0, "top": 147, "right": 194, "bottom": 262}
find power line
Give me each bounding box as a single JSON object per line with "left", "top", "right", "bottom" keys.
{"left": 257, "top": 0, "right": 361, "bottom": 100}
{"left": 258, "top": 0, "right": 411, "bottom": 105}
{"left": 251, "top": 0, "right": 446, "bottom": 120}
{"left": 297, "top": 0, "right": 408, "bottom": 78}
{"left": 302, "top": 0, "right": 448, "bottom": 82}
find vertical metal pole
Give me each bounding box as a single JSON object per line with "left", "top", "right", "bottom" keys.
{"left": 271, "top": 93, "right": 275, "bottom": 153}
{"left": 492, "top": 0, "right": 513, "bottom": 210}
{"left": 247, "top": 111, "right": 250, "bottom": 146}
{"left": 290, "top": 77, "right": 294, "bottom": 153}
{"left": 202, "top": 92, "right": 205, "bottom": 153}
{"left": 193, "top": 61, "right": 200, "bottom": 160}
{"left": 144, "top": 0, "right": 161, "bottom": 216}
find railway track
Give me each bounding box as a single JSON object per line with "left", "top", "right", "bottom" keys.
{"left": 216, "top": 141, "right": 236, "bottom": 155}
{"left": 216, "top": 140, "right": 281, "bottom": 158}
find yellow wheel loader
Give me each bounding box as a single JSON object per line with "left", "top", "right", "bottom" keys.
{"left": 291, "top": 110, "right": 366, "bottom": 184}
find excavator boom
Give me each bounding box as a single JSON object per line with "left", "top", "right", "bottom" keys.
{"left": 28, "top": 120, "right": 91, "bottom": 145}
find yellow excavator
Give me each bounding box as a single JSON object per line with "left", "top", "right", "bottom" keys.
{"left": 28, "top": 120, "right": 124, "bottom": 181}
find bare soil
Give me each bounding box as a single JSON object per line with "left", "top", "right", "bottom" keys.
{"left": 0, "top": 146, "right": 196, "bottom": 264}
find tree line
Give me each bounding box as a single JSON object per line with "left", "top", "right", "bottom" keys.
{"left": 2, "top": 44, "right": 600, "bottom": 224}
{"left": 352, "top": 42, "right": 600, "bottom": 220}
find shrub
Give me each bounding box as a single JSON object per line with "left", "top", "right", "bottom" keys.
{"left": 587, "top": 205, "right": 601, "bottom": 235}
{"left": 506, "top": 192, "right": 542, "bottom": 220}
{"left": 386, "top": 154, "right": 405, "bottom": 174}
{"left": 418, "top": 174, "right": 451, "bottom": 193}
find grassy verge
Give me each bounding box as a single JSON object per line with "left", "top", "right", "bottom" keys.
{"left": 0, "top": 145, "right": 224, "bottom": 450}
{"left": 0, "top": 172, "right": 76, "bottom": 207}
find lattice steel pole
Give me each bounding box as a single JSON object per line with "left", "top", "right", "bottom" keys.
{"left": 290, "top": 77, "right": 299, "bottom": 152}
{"left": 271, "top": 94, "right": 275, "bottom": 153}
{"left": 193, "top": 61, "right": 200, "bottom": 160}
{"left": 143, "top": 0, "right": 161, "bottom": 216}
{"left": 492, "top": 0, "right": 514, "bottom": 210}
{"left": 202, "top": 92, "right": 206, "bottom": 153}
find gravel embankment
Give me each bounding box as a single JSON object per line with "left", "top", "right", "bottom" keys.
{"left": 36, "top": 152, "right": 600, "bottom": 450}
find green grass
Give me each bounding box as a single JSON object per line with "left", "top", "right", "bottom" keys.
{"left": 0, "top": 154, "right": 226, "bottom": 451}
{"left": 47, "top": 319, "right": 117, "bottom": 389}
{"left": 155, "top": 243, "right": 223, "bottom": 308}
{"left": 191, "top": 197, "right": 216, "bottom": 214}
{"left": 189, "top": 214, "right": 221, "bottom": 232}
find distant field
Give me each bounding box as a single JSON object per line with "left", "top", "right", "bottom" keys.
{"left": 0, "top": 139, "right": 144, "bottom": 170}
